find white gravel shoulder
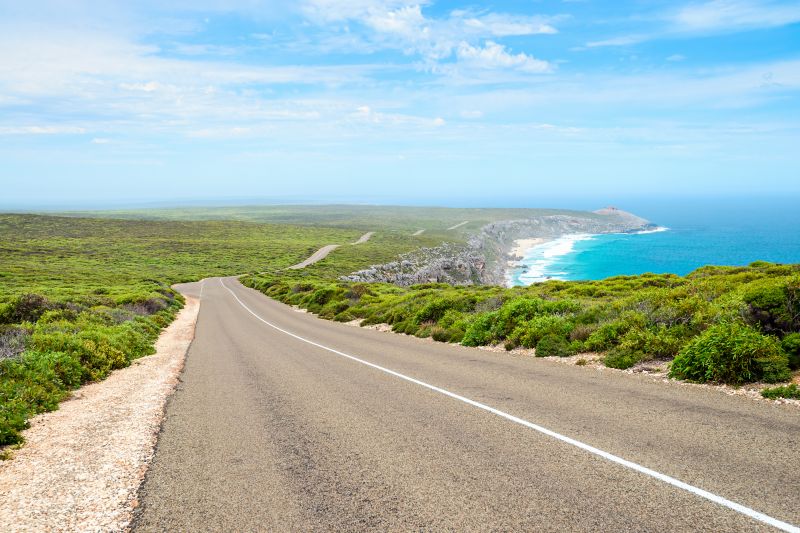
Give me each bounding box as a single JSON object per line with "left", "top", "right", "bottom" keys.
{"left": 0, "top": 295, "right": 200, "bottom": 532}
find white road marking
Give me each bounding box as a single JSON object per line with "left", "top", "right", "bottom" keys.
{"left": 446, "top": 221, "right": 469, "bottom": 230}
{"left": 220, "top": 278, "right": 798, "bottom": 533}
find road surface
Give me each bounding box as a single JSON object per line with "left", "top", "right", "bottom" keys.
{"left": 288, "top": 232, "right": 374, "bottom": 269}
{"left": 352, "top": 232, "right": 374, "bottom": 244}
{"left": 287, "top": 244, "right": 341, "bottom": 269}
{"left": 134, "top": 277, "right": 800, "bottom": 532}
{"left": 447, "top": 221, "right": 469, "bottom": 230}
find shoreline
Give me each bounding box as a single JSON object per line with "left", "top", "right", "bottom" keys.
{"left": 505, "top": 234, "right": 595, "bottom": 287}
{"left": 505, "top": 226, "right": 671, "bottom": 287}
{"left": 505, "top": 237, "right": 548, "bottom": 287}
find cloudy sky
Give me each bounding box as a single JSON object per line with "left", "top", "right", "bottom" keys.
{"left": 1, "top": 0, "right": 799, "bottom": 207}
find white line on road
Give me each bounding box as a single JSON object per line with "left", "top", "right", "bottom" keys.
{"left": 220, "top": 278, "right": 798, "bottom": 533}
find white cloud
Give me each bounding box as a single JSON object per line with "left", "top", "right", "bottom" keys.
{"left": 460, "top": 110, "right": 483, "bottom": 119}
{"left": 585, "top": 1, "right": 800, "bottom": 48}
{"left": 461, "top": 13, "right": 558, "bottom": 37}
{"left": 300, "top": 1, "right": 558, "bottom": 67}
{"left": 456, "top": 41, "right": 552, "bottom": 73}
{"left": 91, "top": 137, "right": 112, "bottom": 144}
{"left": 120, "top": 81, "right": 161, "bottom": 92}
{"left": 667, "top": 54, "right": 686, "bottom": 62}
{"left": 0, "top": 126, "right": 86, "bottom": 135}
{"left": 674, "top": 0, "right": 800, "bottom": 31}
{"left": 586, "top": 35, "right": 647, "bottom": 48}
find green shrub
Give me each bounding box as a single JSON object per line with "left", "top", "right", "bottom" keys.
{"left": 447, "top": 328, "right": 466, "bottom": 344}
{"left": 585, "top": 312, "right": 646, "bottom": 351}
{"left": 669, "top": 322, "right": 790, "bottom": 384}
{"left": 25, "top": 351, "right": 84, "bottom": 389}
{"left": 781, "top": 333, "right": 800, "bottom": 370}
{"left": 743, "top": 279, "right": 800, "bottom": 334}
{"left": 461, "top": 312, "right": 497, "bottom": 346}
{"left": 535, "top": 335, "right": 574, "bottom": 357}
{"left": 760, "top": 384, "right": 800, "bottom": 400}
{"left": 0, "top": 294, "right": 53, "bottom": 324}
{"left": 489, "top": 298, "right": 549, "bottom": 339}
{"left": 0, "top": 397, "right": 30, "bottom": 445}
{"left": 516, "top": 315, "right": 574, "bottom": 348}
{"left": 431, "top": 327, "right": 451, "bottom": 342}
{"left": 569, "top": 323, "right": 596, "bottom": 342}
{"left": 603, "top": 348, "right": 643, "bottom": 369}
{"left": 414, "top": 296, "right": 474, "bottom": 324}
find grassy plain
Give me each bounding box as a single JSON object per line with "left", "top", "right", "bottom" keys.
{"left": 60, "top": 204, "right": 601, "bottom": 236}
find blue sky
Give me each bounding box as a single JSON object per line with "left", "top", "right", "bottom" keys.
{"left": 1, "top": 0, "right": 799, "bottom": 207}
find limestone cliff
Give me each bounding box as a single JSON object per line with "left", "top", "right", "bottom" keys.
{"left": 341, "top": 209, "right": 652, "bottom": 286}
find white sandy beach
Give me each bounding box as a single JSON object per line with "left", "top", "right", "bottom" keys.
{"left": 509, "top": 238, "right": 546, "bottom": 261}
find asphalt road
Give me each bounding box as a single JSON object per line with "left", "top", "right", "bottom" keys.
{"left": 133, "top": 277, "right": 800, "bottom": 532}
{"left": 286, "top": 244, "right": 341, "bottom": 269}
{"left": 288, "top": 232, "right": 373, "bottom": 270}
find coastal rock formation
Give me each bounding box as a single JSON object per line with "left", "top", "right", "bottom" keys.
{"left": 341, "top": 209, "right": 651, "bottom": 287}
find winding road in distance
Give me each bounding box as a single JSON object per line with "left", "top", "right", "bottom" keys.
{"left": 287, "top": 232, "right": 374, "bottom": 270}
{"left": 133, "top": 277, "right": 800, "bottom": 532}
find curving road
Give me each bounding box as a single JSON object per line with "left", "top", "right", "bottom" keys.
{"left": 133, "top": 277, "right": 800, "bottom": 532}
{"left": 286, "top": 244, "right": 341, "bottom": 270}
{"left": 287, "top": 232, "right": 374, "bottom": 270}
{"left": 352, "top": 231, "right": 374, "bottom": 244}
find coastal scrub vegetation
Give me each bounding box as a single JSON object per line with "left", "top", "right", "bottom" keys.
{"left": 3, "top": 211, "right": 798, "bottom": 445}
{"left": 760, "top": 384, "right": 800, "bottom": 400}
{"left": 0, "top": 214, "right": 442, "bottom": 446}
{"left": 243, "top": 261, "right": 800, "bottom": 387}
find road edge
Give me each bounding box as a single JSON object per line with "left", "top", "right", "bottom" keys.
{"left": 0, "top": 291, "right": 200, "bottom": 532}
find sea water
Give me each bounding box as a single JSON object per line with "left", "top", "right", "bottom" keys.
{"left": 509, "top": 197, "right": 800, "bottom": 286}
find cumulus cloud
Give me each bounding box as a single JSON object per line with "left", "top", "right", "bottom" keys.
{"left": 300, "top": 0, "right": 558, "bottom": 67}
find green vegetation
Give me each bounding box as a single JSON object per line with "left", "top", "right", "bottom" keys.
{"left": 669, "top": 322, "right": 789, "bottom": 384}
{"left": 760, "top": 383, "right": 800, "bottom": 400}
{"left": 0, "top": 213, "right": 444, "bottom": 446}
{"left": 243, "top": 262, "right": 800, "bottom": 386}
{"left": 3, "top": 208, "right": 798, "bottom": 446}
{"left": 62, "top": 204, "right": 595, "bottom": 235}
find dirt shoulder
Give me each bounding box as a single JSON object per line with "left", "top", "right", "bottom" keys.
{"left": 0, "top": 294, "right": 200, "bottom": 532}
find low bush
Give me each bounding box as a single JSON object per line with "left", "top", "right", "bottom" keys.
{"left": 603, "top": 348, "right": 640, "bottom": 369}
{"left": 760, "top": 383, "right": 800, "bottom": 400}
{"left": 0, "top": 325, "right": 30, "bottom": 360}
{"left": 742, "top": 279, "right": 800, "bottom": 335}
{"left": 535, "top": 335, "right": 574, "bottom": 357}
{"left": 461, "top": 312, "right": 497, "bottom": 346}
{"left": 0, "top": 296, "right": 181, "bottom": 445}
{"left": 669, "top": 322, "right": 790, "bottom": 384}
{"left": 781, "top": 333, "right": 800, "bottom": 371}
{"left": 242, "top": 261, "right": 800, "bottom": 386}
{"left": 0, "top": 294, "right": 54, "bottom": 325}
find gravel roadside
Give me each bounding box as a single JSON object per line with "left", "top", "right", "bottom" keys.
{"left": 0, "top": 294, "right": 200, "bottom": 532}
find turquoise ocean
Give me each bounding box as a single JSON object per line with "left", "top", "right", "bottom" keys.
{"left": 508, "top": 197, "right": 800, "bottom": 286}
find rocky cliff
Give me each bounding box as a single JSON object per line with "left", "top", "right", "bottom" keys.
{"left": 341, "top": 209, "right": 652, "bottom": 287}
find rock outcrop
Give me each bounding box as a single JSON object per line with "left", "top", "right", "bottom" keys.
{"left": 341, "top": 210, "right": 652, "bottom": 287}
